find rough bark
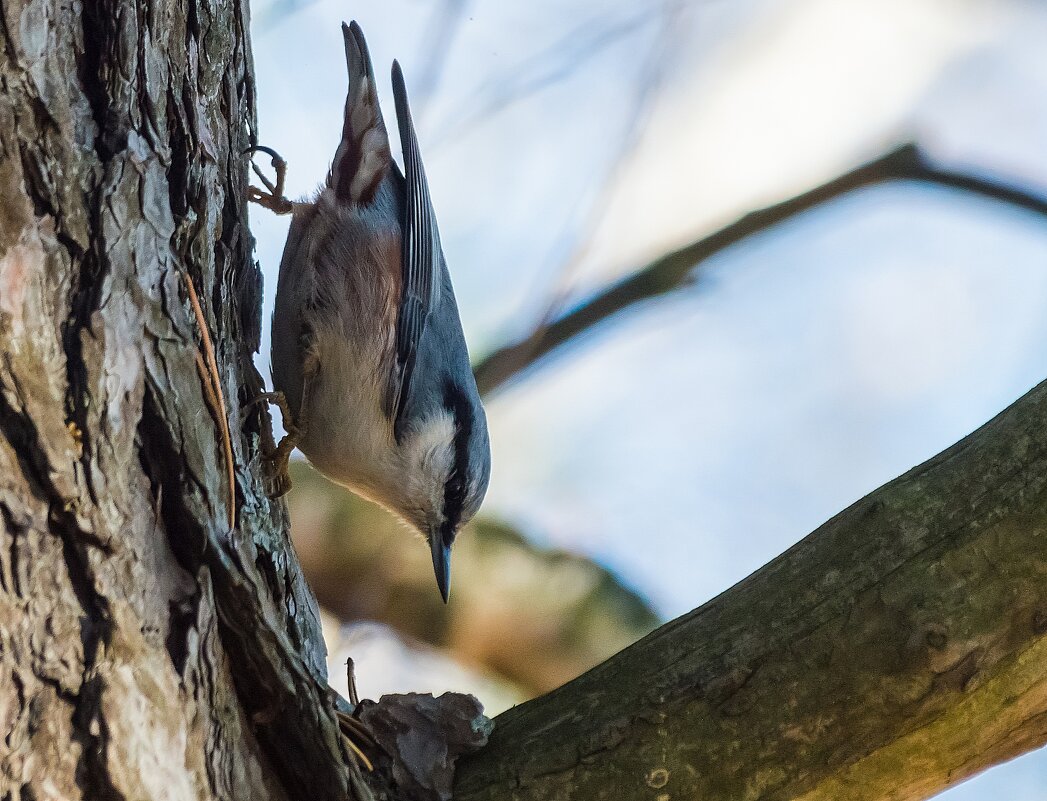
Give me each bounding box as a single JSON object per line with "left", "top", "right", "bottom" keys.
{"left": 0, "top": 2, "right": 357, "bottom": 799}
{"left": 455, "top": 376, "right": 1047, "bottom": 801}
{"left": 8, "top": 2, "right": 1047, "bottom": 800}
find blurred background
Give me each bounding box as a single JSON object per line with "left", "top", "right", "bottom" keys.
{"left": 249, "top": 0, "right": 1047, "bottom": 796}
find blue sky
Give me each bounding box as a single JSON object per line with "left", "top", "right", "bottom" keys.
{"left": 250, "top": 1, "right": 1047, "bottom": 796}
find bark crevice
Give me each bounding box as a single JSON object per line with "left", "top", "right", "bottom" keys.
{"left": 0, "top": 2, "right": 355, "bottom": 798}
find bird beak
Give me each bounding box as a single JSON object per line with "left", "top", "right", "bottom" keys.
{"left": 430, "top": 534, "right": 452, "bottom": 603}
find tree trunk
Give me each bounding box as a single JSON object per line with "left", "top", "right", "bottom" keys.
{"left": 455, "top": 376, "right": 1047, "bottom": 801}
{"left": 0, "top": 2, "right": 356, "bottom": 799}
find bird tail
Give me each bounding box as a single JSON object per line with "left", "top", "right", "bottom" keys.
{"left": 329, "top": 21, "right": 390, "bottom": 206}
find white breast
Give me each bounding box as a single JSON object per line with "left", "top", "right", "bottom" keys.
{"left": 298, "top": 326, "right": 398, "bottom": 498}
{"left": 296, "top": 325, "right": 455, "bottom": 532}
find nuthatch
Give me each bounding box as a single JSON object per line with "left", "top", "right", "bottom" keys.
{"left": 248, "top": 21, "right": 491, "bottom": 602}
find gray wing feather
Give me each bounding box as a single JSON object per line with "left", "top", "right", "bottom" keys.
{"left": 390, "top": 60, "right": 442, "bottom": 438}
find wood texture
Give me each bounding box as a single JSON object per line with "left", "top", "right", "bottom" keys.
{"left": 0, "top": 2, "right": 358, "bottom": 798}
{"left": 6, "top": 3, "right": 1047, "bottom": 800}
{"left": 456, "top": 377, "right": 1047, "bottom": 800}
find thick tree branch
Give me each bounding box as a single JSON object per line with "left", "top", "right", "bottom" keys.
{"left": 473, "top": 143, "right": 1047, "bottom": 395}
{"left": 455, "top": 374, "right": 1047, "bottom": 800}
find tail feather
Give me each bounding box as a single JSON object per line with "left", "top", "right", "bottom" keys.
{"left": 330, "top": 21, "right": 390, "bottom": 205}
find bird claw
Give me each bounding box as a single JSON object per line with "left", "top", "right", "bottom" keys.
{"left": 246, "top": 390, "right": 303, "bottom": 498}
{"left": 264, "top": 456, "right": 294, "bottom": 499}
{"left": 246, "top": 145, "right": 294, "bottom": 215}
{"left": 248, "top": 185, "right": 294, "bottom": 215}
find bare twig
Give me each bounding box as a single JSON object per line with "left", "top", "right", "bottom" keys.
{"left": 411, "top": 0, "right": 470, "bottom": 121}
{"left": 472, "top": 142, "right": 1047, "bottom": 395}
{"left": 518, "top": 1, "right": 684, "bottom": 374}
{"left": 346, "top": 657, "right": 360, "bottom": 706}
{"left": 428, "top": 10, "right": 650, "bottom": 150}
{"left": 181, "top": 272, "right": 236, "bottom": 530}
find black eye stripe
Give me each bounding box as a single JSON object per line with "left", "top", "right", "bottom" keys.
{"left": 441, "top": 379, "right": 473, "bottom": 540}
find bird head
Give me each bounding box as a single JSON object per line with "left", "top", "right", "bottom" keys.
{"left": 390, "top": 380, "right": 491, "bottom": 602}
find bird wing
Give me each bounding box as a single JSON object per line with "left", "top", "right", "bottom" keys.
{"left": 389, "top": 59, "right": 442, "bottom": 440}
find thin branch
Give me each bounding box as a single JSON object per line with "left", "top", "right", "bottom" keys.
{"left": 428, "top": 10, "right": 650, "bottom": 150}
{"left": 411, "top": 0, "right": 470, "bottom": 121}
{"left": 521, "top": 1, "right": 684, "bottom": 348}
{"left": 472, "top": 142, "right": 1047, "bottom": 396}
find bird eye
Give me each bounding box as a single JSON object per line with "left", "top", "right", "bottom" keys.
{"left": 444, "top": 468, "right": 466, "bottom": 502}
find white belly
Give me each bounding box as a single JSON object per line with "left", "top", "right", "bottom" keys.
{"left": 295, "top": 327, "right": 401, "bottom": 507}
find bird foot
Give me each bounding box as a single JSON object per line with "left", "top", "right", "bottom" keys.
{"left": 247, "top": 390, "right": 303, "bottom": 498}
{"left": 246, "top": 145, "right": 294, "bottom": 215}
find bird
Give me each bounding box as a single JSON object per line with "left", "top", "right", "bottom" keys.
{"left": 246, "top": 20, "right": 491, "bottom": 603}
